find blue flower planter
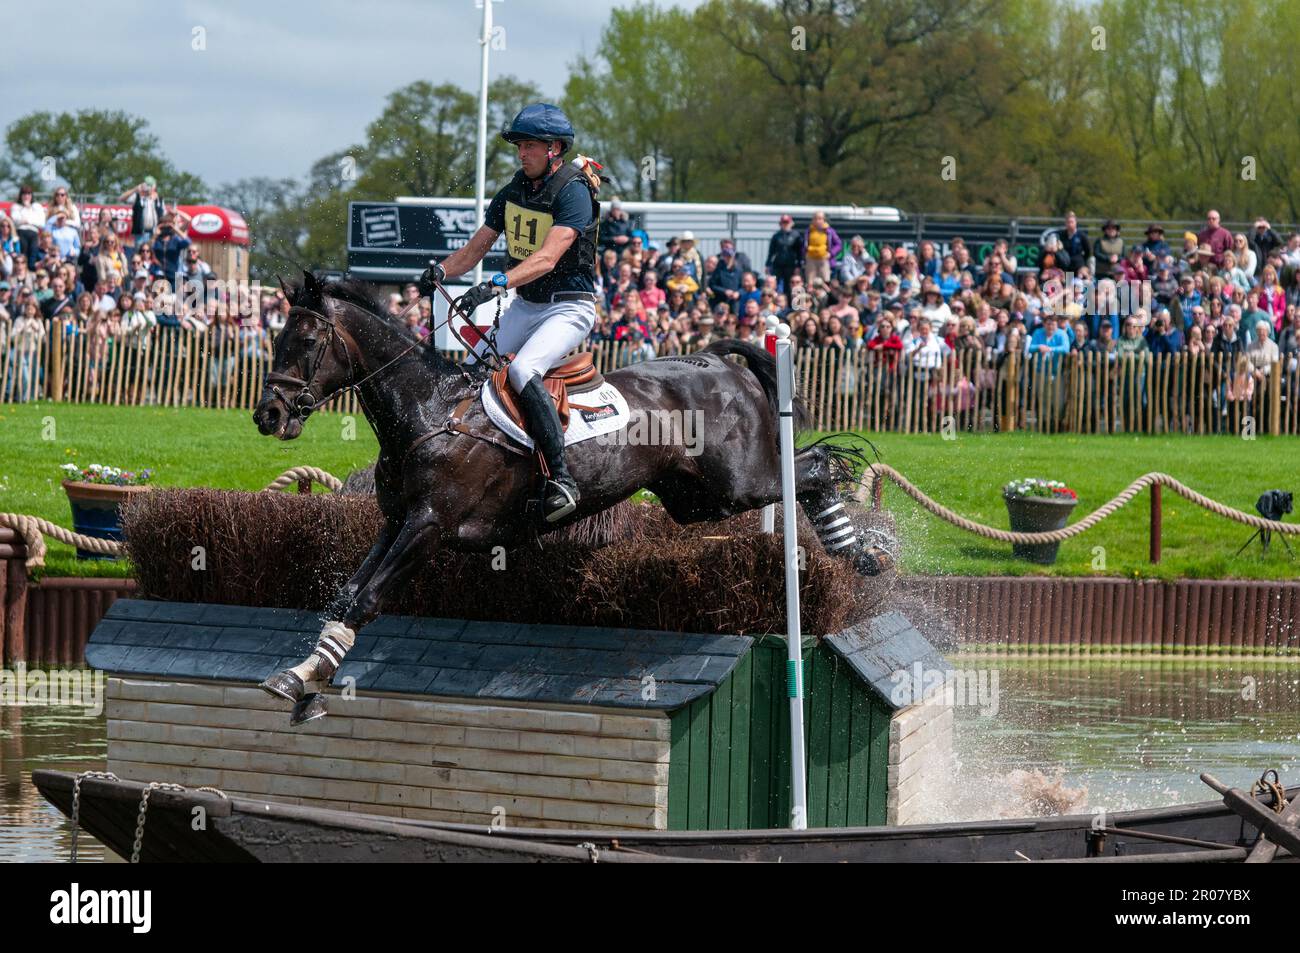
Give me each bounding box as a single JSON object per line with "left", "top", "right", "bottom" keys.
{"left": 62, "top": 481, "right": 151, "bottom": 560}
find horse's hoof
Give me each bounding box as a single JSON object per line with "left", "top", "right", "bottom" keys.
{"left": 260, "top": 670, "right": 306, "bottom": 704}
{"left": 854, "top": 547, "right": 894, "bottom": 577}
{"left": 290, "top": 693, "right": 328, "bottom": 726}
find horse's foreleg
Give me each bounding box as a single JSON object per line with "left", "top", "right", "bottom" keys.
{"left": 323, "top": 520, "right": 401, "bottom": 618}
{"left": 794, "top": 446, "right": 895, "bottom": 576}
{"left": 340, "top": 508, "right": 441, "bottom": 632}
{"left": 260, "top": 517, "right": 412, "bottom": 721}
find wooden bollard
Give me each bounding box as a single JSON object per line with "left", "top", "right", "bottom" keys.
{"left": 297, "top": 476, "right": 312, "bottom": 495}
{"left": 1149, "top": 482, "right": 1162, "bottom": 564}
{"left": 1, "top": 529, "right": 29, "bottom": 665}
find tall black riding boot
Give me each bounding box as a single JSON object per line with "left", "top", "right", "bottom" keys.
{"left": 516, "top": 376, "right": 580, "bottom": 523}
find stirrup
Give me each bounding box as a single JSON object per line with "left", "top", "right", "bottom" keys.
{"left": 542, "top": 478, "right": 579, "bottom": 523}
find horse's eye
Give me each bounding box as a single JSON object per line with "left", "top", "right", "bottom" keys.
{"left": 302, "top": 337, "right": 317, "bottom": 348}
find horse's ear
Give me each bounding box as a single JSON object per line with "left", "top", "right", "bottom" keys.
{"left": 301, "top": 269, "right": 318, "bottom": 296}
{"left": 276, "top": 274, "right": 291, "bottom": 300}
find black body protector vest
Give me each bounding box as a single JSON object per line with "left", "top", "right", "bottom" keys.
{"left": 499, "top": 162, "right": 601, "bottom": 303}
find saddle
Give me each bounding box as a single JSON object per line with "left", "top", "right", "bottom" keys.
{"left": 490, "top": 351, "right": 605, "bottom": 432}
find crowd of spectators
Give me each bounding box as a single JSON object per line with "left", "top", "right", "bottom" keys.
{"left": 587, "top": 203, "right": 1300, "bottom": 389}
{"left": 0, "top": 181, "right": 290, "bottom": 401}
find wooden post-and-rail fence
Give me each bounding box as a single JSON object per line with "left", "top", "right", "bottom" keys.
{"left": 4, "top": 325, "right": 1298, "bottom": 436}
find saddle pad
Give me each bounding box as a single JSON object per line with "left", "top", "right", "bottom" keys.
{"left": 481, "top": 379, "right": 631, "bottom": 449}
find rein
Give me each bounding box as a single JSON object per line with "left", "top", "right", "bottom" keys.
{"left": 265, "top": 285, "right": 504, "bottom": 422}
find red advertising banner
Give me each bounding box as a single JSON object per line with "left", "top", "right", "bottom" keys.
{"left": 0, "top": 201, "right": 248, "bottom": 245}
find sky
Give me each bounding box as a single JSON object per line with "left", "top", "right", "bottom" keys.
{"left": 2, "top": 0, "right": 708, "bottom": 192}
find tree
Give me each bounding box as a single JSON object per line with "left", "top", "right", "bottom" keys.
{"left": 0, "top": 110, "right": 206, "bottom": 201}
{"left": 212, "top": 177, "right": 306, "bottom": 281}
{"left": 292, "top": 76, "right": 546, "bottom": 269}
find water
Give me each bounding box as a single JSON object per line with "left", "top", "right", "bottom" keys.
{"left": 946, "top": 656, "right": 1300, "bottom": 821}
{"left": 0, "top": 701, "right": 108, "bottom": 862}
{"left": 1, "top": 659, "right": 1298, "bottom": 859}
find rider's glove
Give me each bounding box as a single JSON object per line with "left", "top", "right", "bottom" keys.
{"left": 416, "top": 260, "right": 447, "bottom": 296}
{"left": 453, "top": 274, "right": 508, "bottom": 313}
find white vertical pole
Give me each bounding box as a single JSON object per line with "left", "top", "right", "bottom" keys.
{"left": 473, "top": 0, "right": 493, "bottom": 287}
{"left": 761, "top": 315, "right": 780, "bottom": 535}
{"left": 775, "top": 324, "right": 807, "bottom": 830}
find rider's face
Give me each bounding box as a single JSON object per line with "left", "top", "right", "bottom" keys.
{"left": 516, "top": 139, "right": 557, "bottom": 178}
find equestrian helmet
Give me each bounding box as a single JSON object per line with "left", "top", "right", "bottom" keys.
{"left": 501, "top": 103, "right": 575, "bottom": 155}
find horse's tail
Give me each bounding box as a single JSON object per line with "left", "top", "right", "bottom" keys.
{"left": 699, "top": 339, "right": 809, "bottom": 433}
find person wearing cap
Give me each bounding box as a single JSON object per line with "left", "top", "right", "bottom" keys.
{"left": 1150, "top": 257, "right": 1178, "bottom": 308}
{"left": 920, "top": 282, "right": 952, "bottom": 327}
{"left": 1137, "top": 224, "right": 1170, "bottom": 269}
{"left": 1249, "top": 218, "right": 1281, "bottom": 276}
{"left": 690, "top": 313, "right": 718, "bottom": 348}
{"left": 1095, "top": 219, "right": 1124, "bottom": 281}
{"left": 718, "top": 238, "right": 753, "bottom": 275}
{"left": 665, "top": 259, "right": 700, "bottom": 303}
{"left": 598, "top": 196, "right": 633, "bottom": 259}
{"left": 47, "top": 210, "right": 81, "bottom": 260}
{"left": 120, "top": 176, "right": 167, "bottom": 251}
{"left": 1145, "top": 307, "right": 1182, "bottom": 355}
{"left": 1117, "top": 244, "right": 1148, "bottom": 283}
{"left": 766, "top": 213, "right": 804, "bottom": 295}
{"left": 1197, "top": 209, "right": 1233, "bottom": 268}
{"left": 673, "top": 230, "right": 704, "bottom": 281}
{"left": 708, "top": 243, "right": 743, "bottom": 312}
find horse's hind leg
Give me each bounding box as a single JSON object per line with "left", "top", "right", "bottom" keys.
{"left": 794, "top": 444, "right": 896, "bottom": 576}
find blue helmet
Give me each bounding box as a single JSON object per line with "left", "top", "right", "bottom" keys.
{"left": 501, "top": 103, "right": 575, "bottom": 155}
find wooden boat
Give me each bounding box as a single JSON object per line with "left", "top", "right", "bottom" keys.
{"left": 32, "top": 769, "right": 1297, "bottom": 863}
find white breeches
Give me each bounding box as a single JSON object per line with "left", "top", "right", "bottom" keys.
{"left": 470, "top": 296, "right": 597, "bottom": 392}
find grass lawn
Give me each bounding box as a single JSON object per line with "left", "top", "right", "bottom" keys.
{"left": 854, "top": 430, "right": 1300, "bottom": 580}
{"left": 0, "top": 402, "right": 1295, "bottom": 580}
{"left": 0, "top": 402, "right": 378, "bottom": 578}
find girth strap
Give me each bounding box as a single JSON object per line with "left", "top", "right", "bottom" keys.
{"left": 401, "top": 396, "right": 532, "bottom": 467}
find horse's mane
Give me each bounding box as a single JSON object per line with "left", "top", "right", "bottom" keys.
{"left": 287, "top": 275, "right": 414, "bottom": 339}
{"left": 322, "top": 277, "right": 391, "bottom": 319}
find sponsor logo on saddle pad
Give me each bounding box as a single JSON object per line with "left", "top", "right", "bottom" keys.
{"left": 577, "top": 403, "right": 619, "bottom": 423}
{"left": 482, "top": 380, "right": 631, "bottom": 449}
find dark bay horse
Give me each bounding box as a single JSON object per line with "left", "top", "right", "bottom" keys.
{"left": 253, "top": 273, "right": 890, "bottom": 723}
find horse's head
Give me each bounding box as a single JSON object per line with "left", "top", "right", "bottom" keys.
{"left": 253, "top": 270, "right": 355, "bottom": 440}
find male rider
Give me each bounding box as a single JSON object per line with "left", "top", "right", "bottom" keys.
{"left": 419, "top": 103, "right": 600, "bottom": 523}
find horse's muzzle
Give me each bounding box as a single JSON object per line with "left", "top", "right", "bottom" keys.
{"left": 253, "top": 397, "right": 303, "bottom": 440}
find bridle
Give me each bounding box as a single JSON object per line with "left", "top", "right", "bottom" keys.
{"left": 264, "top": 304, "right": 364, "bottom": 420}
{"left": 264, "top": 288, "right": 505, "bottom": 423}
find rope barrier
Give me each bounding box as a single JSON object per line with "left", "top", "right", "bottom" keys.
{"left": 859, "top": 465, "right": 1300, "bottom": 544}
{"left": 2, "top": 463, "right": 1292, "bottom": 567}
{"left": 0, "top": 466, "right": 344, "bottom": 570}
